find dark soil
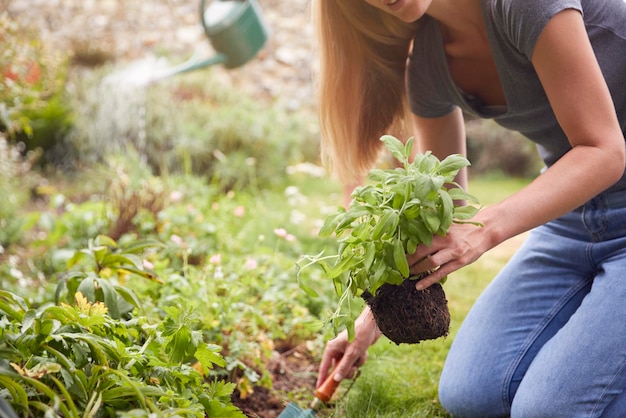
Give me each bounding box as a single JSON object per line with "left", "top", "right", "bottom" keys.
{"left": 232, "top": 343, "right": 322, "bottom": 418}
{"left": 363, "top": 278, "right": 450, "bottom": 345}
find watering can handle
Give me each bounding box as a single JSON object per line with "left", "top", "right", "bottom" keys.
{"left": 200, "top": 0, "right": 208, "bottom": 27}
{"left": 200, "top": 0, "right": 245, "bottom": 27}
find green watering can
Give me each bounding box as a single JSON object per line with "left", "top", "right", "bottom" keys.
{"left": 158, "top": 0, "right": 269, "bottom": 78}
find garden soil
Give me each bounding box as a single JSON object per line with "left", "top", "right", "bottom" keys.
{"left": 233, "top": 343, "right": 320, "bottom": 417}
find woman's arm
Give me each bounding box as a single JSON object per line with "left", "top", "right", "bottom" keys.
{"left": 407, "top": 9, "right": 625, "bottom": 288}
{"left": 412, "top": 106, "right": 468, "bottom": 190}
{"left": 316, "top": 306, "right": 382, "bottom": 387}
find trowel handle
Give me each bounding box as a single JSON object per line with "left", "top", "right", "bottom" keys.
{"left": 314, "top": 372, "right": 341, "bottom": 403}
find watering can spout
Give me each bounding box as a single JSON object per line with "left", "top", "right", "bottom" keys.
{"left": 154, "top": 53, "right": 228, "bottom": 80}
{"left": 152, "top": 0, "right": 268, "bottom": 82}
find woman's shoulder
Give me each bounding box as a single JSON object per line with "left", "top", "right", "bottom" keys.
{"left": 482, "top": 0, "right": 583, "bottom": 58}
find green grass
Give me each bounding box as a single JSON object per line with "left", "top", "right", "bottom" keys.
{"left": 321, "top": 175, "right": 530, "bottom": 418}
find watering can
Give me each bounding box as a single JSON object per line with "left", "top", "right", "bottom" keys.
{"left": 156, "top": 0, "right": 269, "bottom": 79}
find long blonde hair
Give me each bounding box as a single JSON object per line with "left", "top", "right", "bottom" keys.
{"left": 312, "top": 0, "right": 419, "bottom": 183}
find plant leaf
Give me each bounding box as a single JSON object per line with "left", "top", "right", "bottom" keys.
{"left": 380, "top": 135, "right": 408, "bottom": 165}
{"left": 393, "top": 238, "right": 409, "bottom": 278}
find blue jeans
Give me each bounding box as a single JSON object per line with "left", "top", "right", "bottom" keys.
{"left": 439, "top": 190, "right": 626, "bottom": 417}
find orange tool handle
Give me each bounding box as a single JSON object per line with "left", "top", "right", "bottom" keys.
{"left": 314, "top": 372, "right": 341, "bottom": 403}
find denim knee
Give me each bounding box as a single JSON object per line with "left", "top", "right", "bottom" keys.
{"left": 438, "top": 367, "right": 509, "bottom": 418}
{"left": 511, "top": 380, "right": 579, "bottom": 418}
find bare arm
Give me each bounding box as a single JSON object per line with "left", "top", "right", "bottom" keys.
{"left": 316, "top": 306, "right": 382, "bottom": 387}
{"left": 412, "top": 107, "right": 468, "bottom": 190}
{"left": 407, "top": 9, "right": 625, "bottom": 288}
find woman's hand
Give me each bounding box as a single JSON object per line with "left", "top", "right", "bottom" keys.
{"left": 316, "top": 307, "right": 382, "bottom": 387}
{"left": 406, "top": 210, "right": 498, "bottom": 290}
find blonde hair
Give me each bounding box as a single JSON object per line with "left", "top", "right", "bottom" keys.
{"left": 312, "top": 0, "right": 419, "bottom": 183}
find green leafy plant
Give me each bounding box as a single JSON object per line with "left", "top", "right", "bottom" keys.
{"left": 298, "top": 135, "right": 480, "bottom": 341}
{"left": 0, "top": 289, "right": 244, "bottom": 417}
{"left": 55, "top": 235, "right": 164, "bottom": 319}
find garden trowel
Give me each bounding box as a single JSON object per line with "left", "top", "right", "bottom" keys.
{"left": 277, "top": 372, "right": 341, "bottom": 418}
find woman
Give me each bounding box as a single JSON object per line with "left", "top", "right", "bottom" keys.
{"left": 314, "top": 0, "right": 626, "bottom": 416}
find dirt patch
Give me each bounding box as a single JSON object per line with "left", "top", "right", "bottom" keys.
{"left": 232, "top": 344, "right": 321, "bottom": 417}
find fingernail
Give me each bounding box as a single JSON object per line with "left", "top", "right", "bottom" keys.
{"left": 333, "top": 373, "right": 342, "bottom": 382}
{"left": 415, "top": 283, "right": 424, "bottom": 291}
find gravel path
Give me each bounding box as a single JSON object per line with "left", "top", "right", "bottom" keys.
{"left": 4, "top": 0, "right": 317, "bottom": 112}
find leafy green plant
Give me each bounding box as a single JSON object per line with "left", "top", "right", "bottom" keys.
{"left": 0, "top": 288, "right": 244, "bottom": 417}
{"left": 54, "top": 235, "right": 164, "bottom": 319}
{"left": 298, "top": 135, "right": 480, "bottom": 339}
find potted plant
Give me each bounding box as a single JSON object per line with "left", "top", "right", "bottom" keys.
{"left": 298, "top": 135, "right": 480, "bottom": 344}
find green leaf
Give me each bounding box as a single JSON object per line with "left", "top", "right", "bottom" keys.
{"left": 438, "top": 189, "right": 454, "bottom": 232}
{"left": 421, "top": 208, "right": 441, "bottom": 234}
{"left": 165, "top": 325, "right": 193, "bottom": 364}
{"left": 453, "top": 205, "right": 480, "bottom": 220}
{"left": 413, "top": 175, "right": 432, "bottom": 201}
{"left": 404, "top": 136, "right": 414, "bottom": 163}
{"left": 403, "top": 199, "right": 422, "bottom": 219}
{"left": 438, "top": 154, "right": 470, "bottom": 179}
{"left": 385, "top": 268, "right": 404, "bottom": 285}
{"left": 66, "top": 249, "right": 94, "bottom": 269}
{"left": 326, "top": 252, "right": 358, "bottom": 279}
{"left": 371, "top": 210, "right": 398, "bottom": 240}
{"left": 195, "top": 343, "right": 226, "bottom": 373}
{"left": 380, "top": 135, "right": 408, "bottom": 165}
{"left": 0, "top": 374, "right": 29, "bottom": 413}
{"left": 20, "top": 309, "right": 36, "bottom": 335}
{"left": 393, "top": 238, "right": 409, "bottom": 278}
{"left": 363, "top": 242, "right": 376, "bottom": 271}
{"left": 120, "top": 239, "right": 165, "bottom": 254}
{"left": 113, "top": 285, "right": 142, "bottom": 312}
{"left": 406, "top": 238, "right": 418, "bottom": 255}
{"left": 95, "top": 235, "right": 118, "bottom": 248}
{"left": 96, "top": 278, "right": 120, "bottom": 319}
{"left": 447, "top": 187, "right": 471, "bottom": 201}
{"left": 100, "top": 253, "right": 143, "bottom": 270}
{"left": 416, "top": 151, "right": 437, "bottom": 173}
{"left": 76, "top": 277, "right": 96, "bottom": 302}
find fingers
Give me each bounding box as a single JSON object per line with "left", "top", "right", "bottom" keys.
{"left": 332, "top": 349, "right": 368, "bottom": 382}
{"left": 316, "top": 334, "right": 368, "bottom": 387}
{"left": 316, "top": 352, "right": 334, "bottom": 387}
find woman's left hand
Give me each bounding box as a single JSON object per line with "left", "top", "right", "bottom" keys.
{"left": 406, "top": 215, "right": 494, "bottom": 290}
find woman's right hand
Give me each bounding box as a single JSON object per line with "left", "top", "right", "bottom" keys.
{"left": 316, "top": 307, "right": 382, "bottom": 387}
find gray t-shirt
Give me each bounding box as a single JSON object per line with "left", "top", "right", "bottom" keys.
{"left": 407, "top": 0, "right": 626, "bottom": 194}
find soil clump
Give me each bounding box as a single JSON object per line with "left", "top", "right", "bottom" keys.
{"left": 363, "top": 279, "right": 450, "bottom": 344}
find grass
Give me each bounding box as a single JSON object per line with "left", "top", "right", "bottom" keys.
{"left": 323, "top": 175, "right": 531, "bottom": 418}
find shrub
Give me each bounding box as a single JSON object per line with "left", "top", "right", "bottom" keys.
{"left": 68, "top": 68, "right": 320, "bottom": 191}
{"left": 0, "top": 13, "right": 74, "bottom": 167}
